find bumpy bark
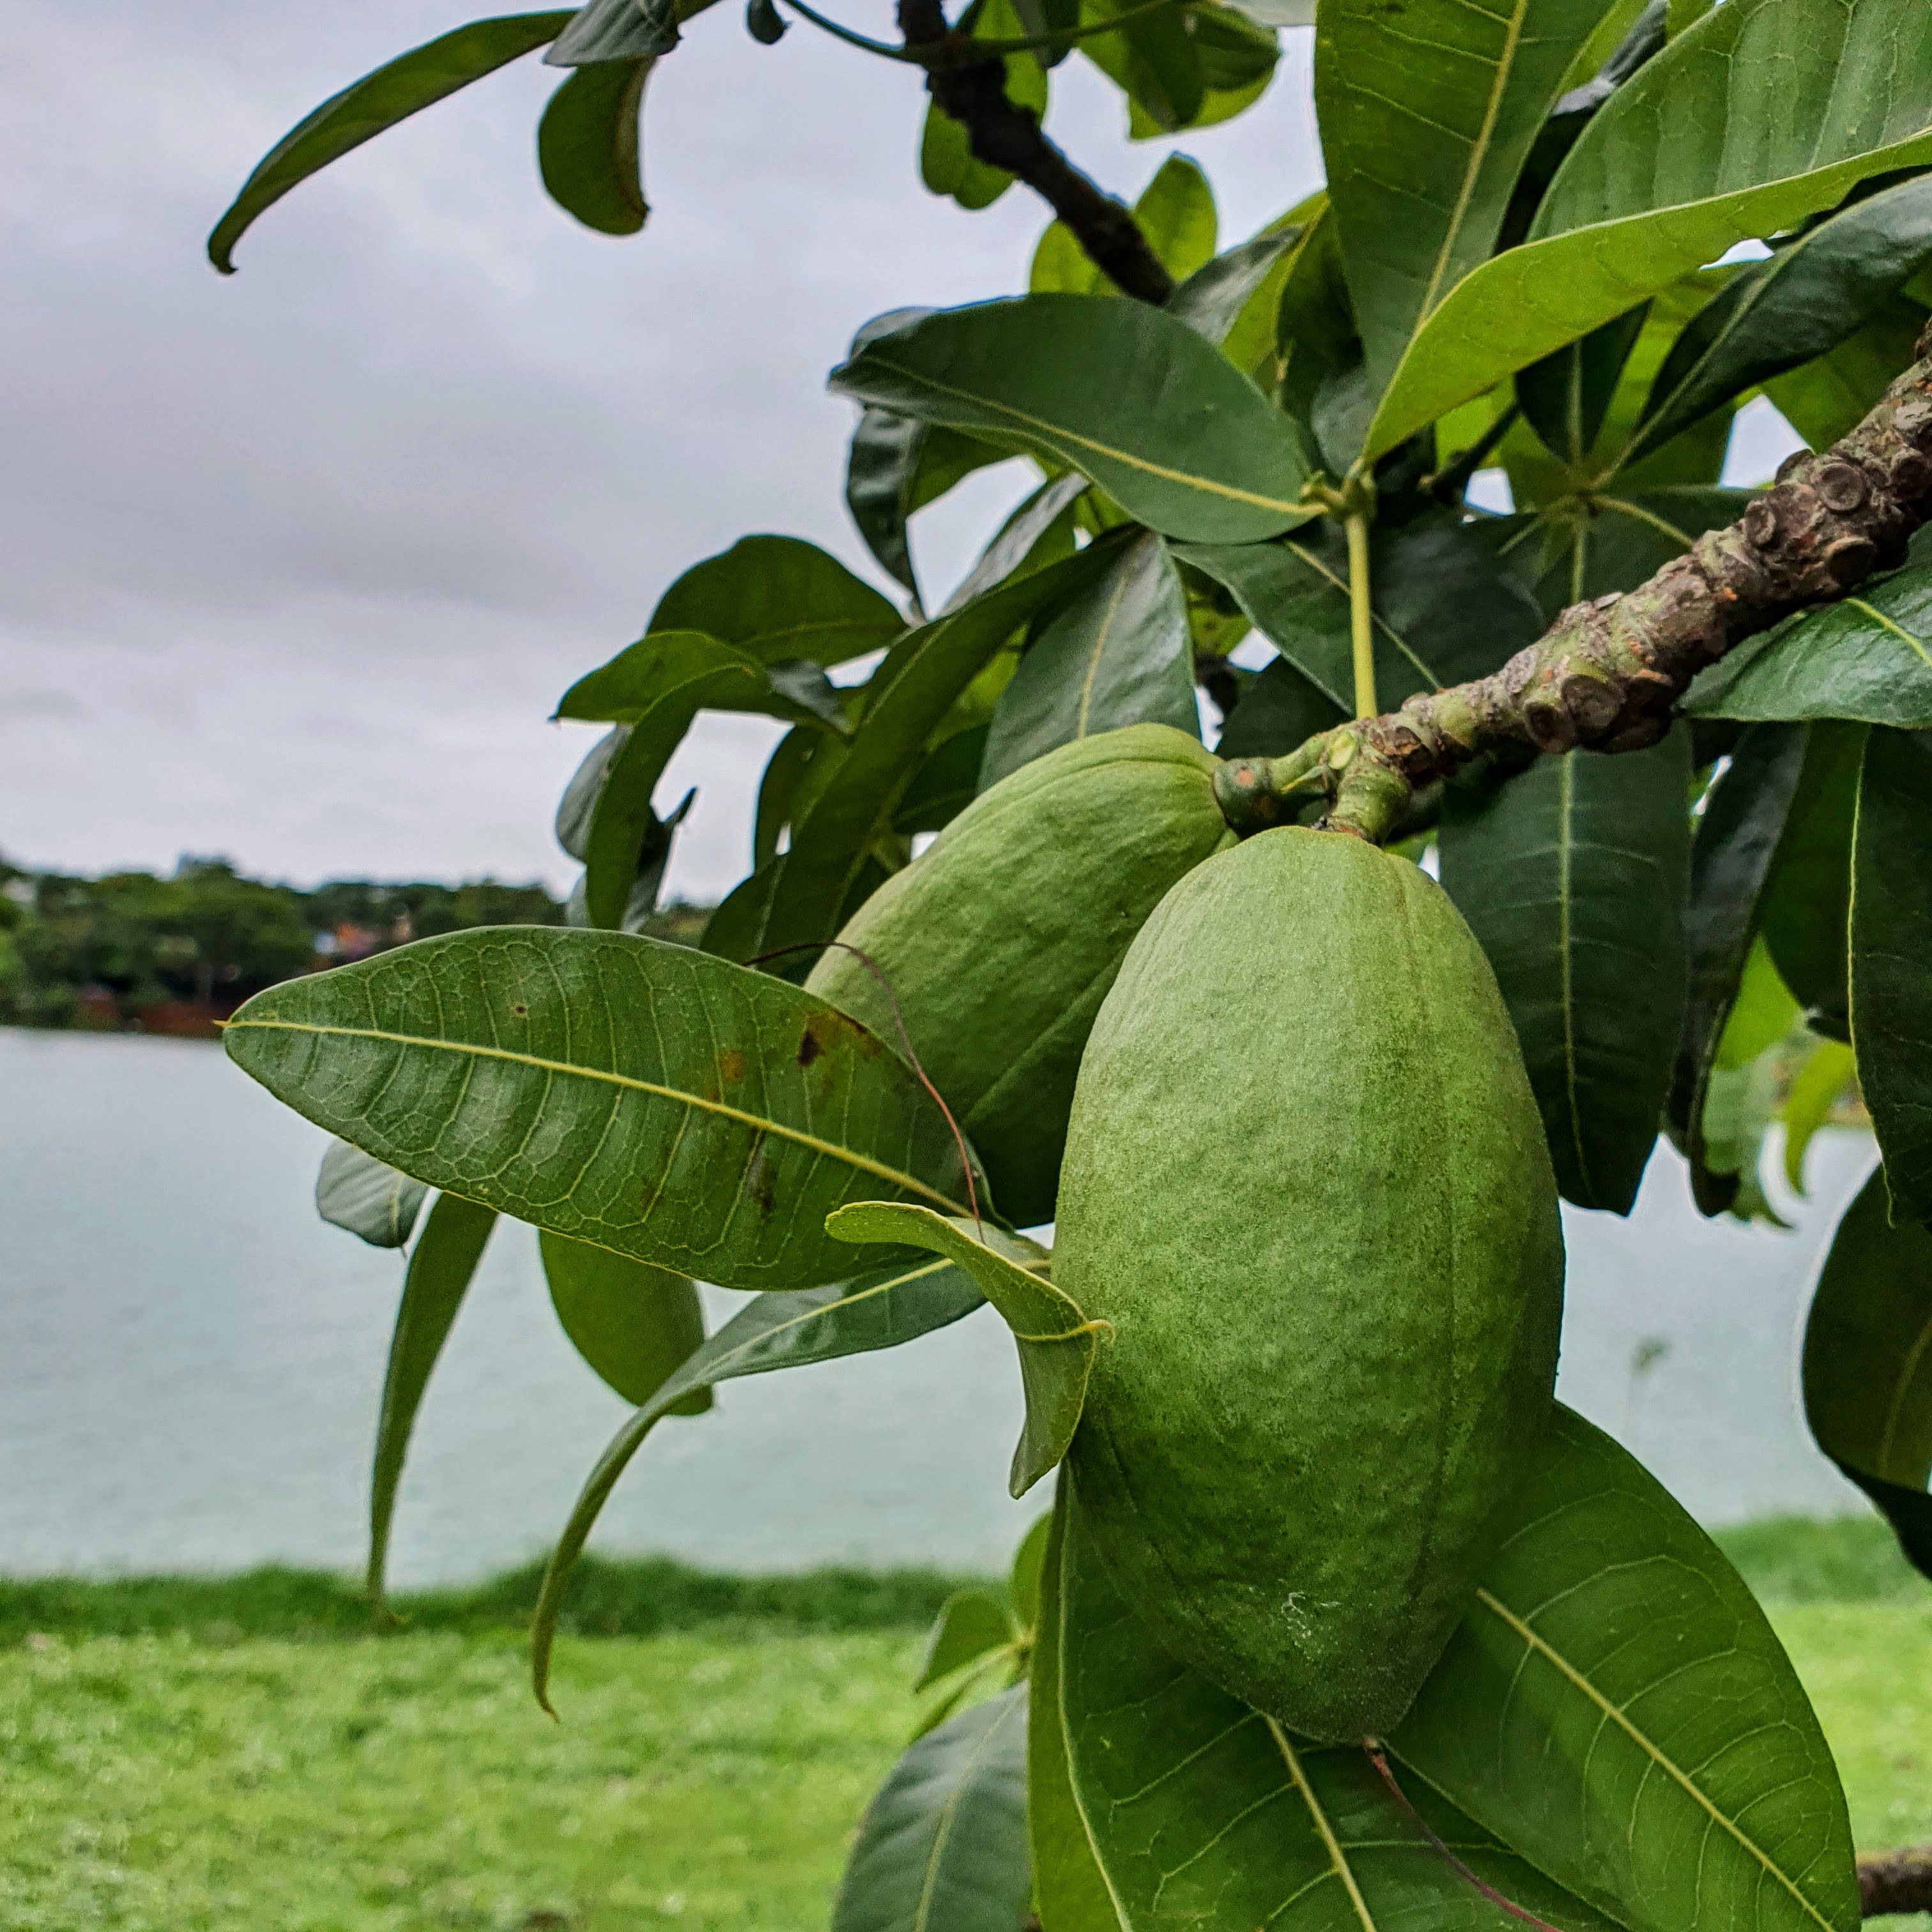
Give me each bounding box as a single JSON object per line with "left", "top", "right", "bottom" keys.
{"left": 1861, "top": 1848, "right": 1932, "bottom": 1917}
{"left": 1216, "top": 327, "right": 1932, "bottom": 843}
{"left": 896, "top": 0, "right": 1175, "bottom": 305}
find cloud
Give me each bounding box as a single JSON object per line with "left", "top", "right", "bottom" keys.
{"left": 1, "top": 1, "right": 1319, "bottom": 894}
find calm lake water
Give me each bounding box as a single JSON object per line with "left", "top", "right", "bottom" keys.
{"left": 0, "top": 1029, "right": 1876, "bottom": 1586}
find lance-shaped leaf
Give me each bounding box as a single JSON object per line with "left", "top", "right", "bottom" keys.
{"left": 207, "top": 12, "right": 572, "bottom": 272}
{"left": 831, "top": 1684, "right": 1032, "bottom": 1932}
{"left": 1851, "top": 726, "right": 1932, "bottom": 1222}
{"left": 1802, "top": 1166, "right": 1932, "bottom": 1578}
{"left": 978, "top": 532, "right": 1197, "bottom": 791}
{"left": 917, "top": 1590, "right": 1018, "bottom": 1694}
{"left": 941, "top": 473, "right": 1087, "bottom": 617}
{"left": 758, "top": 546, "right": 1115, "bottom": 960}
{"left": 368, "top": 1193, "right": 497, "bottom": 1607}
{"left": 1629, "top": 173, "right": 1932, "bottom": 463}
{"left": 223, "top": 927, "right": 979, "bottom": 1292}
{"left": 846, "top": 411, "right": 1006, "bottom": 613}
{"left": 539, "top": 1229, "right": 710, "bottom": 1413}
{"left": 1439, "top": 732, "right": 1689, "bottom": 1215}
{"left": 537, "top": 57, "right": 649, "bottom": 234}
{"left": 830, "top": 298, "right": 1315, "bottom": 545}
{"left": 1176, "top": 512, "right": 1542, "bottom": 714}
{"left": 1768, "top": 293, "right": 1930, "bottom": 450}
{"left": 1758, "top": 721, "right": 1865, "bottom": 1038}
{"left": 1516, "top": 305, "right": 1650, "bottom": 468}
{"left": 547, "top": 0, "right": 682, "bottom": 64}
{"left": 531, "top": 1255, "right": 983, "bottom": 1708}
{"left": 1056, "top": 1480, "right": 1621, "bottom": 1932}
{"left": 556, "top": 626, "right": 842, "bottom": 736}
{"left": 1314, "top": 0, "right": 1620, "bottom": 403}
{"left": 826, "top": 1203, "right": 1102, "bottom": 1497}
{"left": 315, "top": 1138, "right": 428, "bottom": 1248}
{"left": 551, "top": 634, "right": 761, "bottom": 928}
{"left": 648, "top": 534, "right": 904, "bottom": 669}
{"left": 1029, "top": 1485, "right": 1122, "bottom": 1932}
{"left": 1365, "top": 0, "right": 1932, "bottom": 457}
{"left": 1165, "top": 224, "right": 1303, "bottom": 352}
{"left": 1668, "top": 724, "right": 1807, "bottom": 1214}
{"left": 1685, "top": 567, "right": 1932, "bottom": 729}
{"left": 1392, "top": 1406, "right": 1859, "bottom": 1932}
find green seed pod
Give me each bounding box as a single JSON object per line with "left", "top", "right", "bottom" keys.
{"left": 1057, "top": 825, "right": 1563, "bottom": 1742}
{"left": 804, "top": 724, "right": 1234, "bottom": 1228}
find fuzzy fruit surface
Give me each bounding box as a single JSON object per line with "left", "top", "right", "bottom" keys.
{"left": 1057, "top": 826, "right": 1564, "bottom": 1741}
{"left": 804, "top": 725, "right": 1233, "bottom": 1229}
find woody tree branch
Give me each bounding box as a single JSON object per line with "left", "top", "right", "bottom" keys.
{"left": 1216, "top": 325, "right": 1932, "bottom": 843}
{"left": 896, "top": 0, "right": 1175, "bottom": 304}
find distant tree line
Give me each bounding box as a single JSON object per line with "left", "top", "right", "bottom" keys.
{"left": 0, "top": 855, "right": 705, "bottom": 1032}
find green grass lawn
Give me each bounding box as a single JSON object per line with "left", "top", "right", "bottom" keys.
{"left": 1, "top": 1529, "right": 1929, "bottom": 1931}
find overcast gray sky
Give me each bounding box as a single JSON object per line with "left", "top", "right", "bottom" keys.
{"left": 1, "top": 3, "right": 1331, "bottom": 900}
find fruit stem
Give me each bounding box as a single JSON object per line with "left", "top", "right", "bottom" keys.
{"left": 1345, "top": 509, "right": 1377, "bottom": 721}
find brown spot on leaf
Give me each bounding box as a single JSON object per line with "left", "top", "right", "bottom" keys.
{"left": 717, "top": 1048, "right": 747, "bottom": 1084}
{"left": 797, "top": 1027, "right": 822, "bottom": 1068}
{"left": 510, "top": 1004, "right": 528, "bottom": 1016}
{"left": 741, "top": 1137, "right": 777, "bottom": 1219}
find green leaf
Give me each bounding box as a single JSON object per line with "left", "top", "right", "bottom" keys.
{"left": 368, "top": 1193, "right": 497, "bottom": 1607}
{"left": 756, "top": 548, "right": 1114, "bottom": 961}
{"left": 917, "top": 1590, "right": 1019, "bottom": 1692}
{"left": 1176, "top": 512, "right": 1542, "bottom": 714}
{"left": 1211, "top": 652, "right": 1346, "bottom": 758}
{"left": 315, "top": 1138, "right": 428, "bottom": 1248}
{"left": 921, "top": 0, "right": 1049, "bottom": 210}
{"left": 845, "top": 414, "right": 1004, "bottom": 613}
{"left": 1516, "top": 305, "right": 1650, "bottom": 468}
{"left": 893, "top": 726, "right": 992, "bottom": 836}
{"left": 538, "top": 1229, "right": 711, "bottom": 1413}
{"left": 1685, "top": 567, "right": 1932, "bottom": 728}
{"left": 1165, "top": 224, "right": 1303, "bottom": 354}
{"left": 1365, "top": 0, "right": 1932, "bottom": 457}
{"left": 207, "top": 13, "right": 572, "bottom": 272}
{"left": 1629, "top": 174, "right": 1932, "bottom": 463}
{"left": 1852, "top": 725, "right": 1932, "bottom": 1222}
{"left": 1055, "top": 1481, "right": 1620, "bottom": 1932}
{"left": 648, "top": 534, "right": 903, "bottom": 669}
{"left": 746, "top": 0, "right": 787, "bottom": 42}
{"left": 1802, "top": 1165, "right": 1932, "bottom": 1577}
{"left": 1496, "top": 487, "right": 1754, "bottom": 615}
{"left": 557, "top": 625, "right": 841, "bottom": 735}
{"left": 537, "top": 58, "right": 650, "bottom": 234}
{"left": 1669, "top": 724, "right": 1808, "bottom": 1215}
{"left": 1758, "top": 721, "right": 1866, "bottom": 1036}
{"left": 1767, "top": 292, "right": 1929, "bottom": 449}
{"left": 531, "top": 1255, "right": 983, "bottom": 1708}
{"left": 1439, "top": 732, "right": 1690, "bottom": 1215}
{"left": 547, "top": 0, "right": 680, "bottom": 64}
{"left": 223, "top": 927, "right": 979, "bottom": 1292}
{"left": 555, "top": 732, "right": 687, "bottom": 931}
{"left": 1130, "top": 155, "right": 1218, "bottom": 280}
{"left": 1782, "top": 1034, "right": 1859, "bottom": 1192}
{"left": 1008, "top": 1509, "right": 1053, "bottom": 1633}
{"left": 1314, "top": 0, "right": 1619, "bottom": 403}
{"left": 1714, "top": 937, "right": 1802, "bottom": 1073}
{"left": 1029, "top": 1485, "right": 1121, "bottom": 1932}
{"left": 831, "top": 1685, "right": 1032, "bottom": 1932}
{"left": 940, "top": 474, "right": 1087, "bottom": 617}
{"left": 825, "top": 1203, "right": 1101, "bottom": 1497}
{"left": 829, "top": 298, "right": 1315, "bottom": 545}
{"left": 1392, "top": 1406, "right": 1859, "bottom": 1932}
{"left": 978, "top": 532, "right": 1197, "bottom": 791}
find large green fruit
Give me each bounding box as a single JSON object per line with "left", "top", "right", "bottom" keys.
{"left": 804, "top": 724, "right": 1233, "bottom": 1228}
{"left": 1057, "top": 825, "right": 1563, "bottom": 1742}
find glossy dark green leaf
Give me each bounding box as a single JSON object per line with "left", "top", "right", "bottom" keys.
{"left": 538, "top": 1229, "right": 711, "bottom": 1413}
{"left": 648, "top": 535, "right": 903, "bottom": 669}
{"left": 1029, "top": 1485, "right": 1121, "bottom": 1932}
{"left": 546, "top": 0, "right": 680, "bottom": 64}
{"left": 1165, "top": 224, "right": 1303, "bottom": 352}
{"left": 831, "top": 1685, "right": 1031, "bottom": 1932}
{"left": 1056, "top": 1482, "right": 1621, "bottom": 1932}
{"left": 940, "top": 473, "right": 1087, "bottom": 617}
{"left": 556, "top": 626, "right": 841, "bottom": 735}
{"left": 531, "top": 1255, "right": 983, "bottom": 1706}
{"left": 1439, "top": 732, "right": 1690, "bottom": 1215}
{"left": 827, "top": 1204, "right": 1098, "bottom": 1497}
{"left": 315, "top": 1138, "right": 429, "bottom": 1248}
{"left": 368, "top": 1193, "right": 497, "bottom": 1607}
{"left": 1516, "top": 305, "right": 1650, "bottom": 466}
{"left": 830, "top": 298, "right": 1315, "bottom": 545}
{"left": 917, "top": 1590, "right": 1018, "bottom": 1692}
{"left": 754, "top": 727, "right": 818, "bottom": 870}
{"left": 1367, "top": 0, "right": 1932, "bottom": 457}
{"left": 1392, "top": 1406, "right": 1859, "bottom": 1932}
{"left": 207, "top": 13, "right": 572, "bottom": 272}
{"left": 537, "top": 58, "right": 649, "bottom": 234}
{"left": 1758, "top": 722, "right": 1866, "bottom": 1036}
{"left": 1685, "top": 567, "right": 1932, "bottom": 728}
{"left": 746, "top": 0, "right": 787, "bottom": 42}
{"left": 224, "top": 927, "right": 980, "bottom": 1292}
{"left": 1314, "top": 0, "right": 1618, "bottom": 402}
{"left": 892, "top": 726, "right": 990, "bottom": 836}
{"left": 978, "top": 532, "right": 1196, "bottom": 790}
{"left": 1499, "top": 487, "right": 1754, "bottom": 617}
{"left": 1767, "top": 293, "right": 1929, "bottom": 449}
{"left": 1802, "top": 1166, "right": 1932, "bottom": 1577}
{"left": 756, "top": 548, "right": 1112, "bottom": 960}
{"left": 1852, "top": 726, "right": 1932, "bottom": 1222}
{"left": 1668, "top": 724, "right": 1809, "bottom": 1215}
{"left": 1629, "top": 175, "right": 1932, "bottom": 461}
{"left": 1176, "top": 512, "right": 1542, "bottom": 714}
{"left": 845, "top": 413, "right": 1004, "bottom": 613}
{"left": 557, "top": 734, "right": 687, "bottom": 933}
{"left": 1271, "top": 204, "right": 1360, "bottom": 451}
{"left": 1211, "top": 652, "right": 1345, "bottom": 760}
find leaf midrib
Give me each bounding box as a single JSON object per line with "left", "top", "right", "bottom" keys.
{"left": 1473, "top": 1586, "right": 1837, "bottom": 1932}
{"left": 226, "top": 1018, "right": 968, "bottom": 1215}
{"left": 1266, "top": 1719, "right": 1377, "bottom": 1932}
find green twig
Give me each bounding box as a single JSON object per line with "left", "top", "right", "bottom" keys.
{"left": 1345, "top": 510, "right": 1377, "bottom": 720}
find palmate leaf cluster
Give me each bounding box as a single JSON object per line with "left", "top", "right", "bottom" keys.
{"left": 208, "top": 1, "right": 1932, "bottom": 1928}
